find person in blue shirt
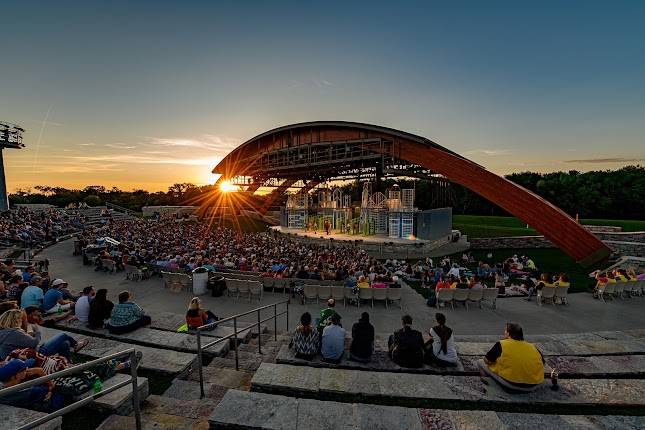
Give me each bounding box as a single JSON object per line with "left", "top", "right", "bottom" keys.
{"left": 321, "top": 313, "right": 346, "bottom": 364}
{"left": 20, "top": 276, "right": 44, "bottom": 309}
{"left": 43, "top": 279, "right": 75, "bottom": 314}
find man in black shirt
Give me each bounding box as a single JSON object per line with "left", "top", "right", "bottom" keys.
{"left": 388, "top": 315, "right": 424, "bottom": 368}
{"left": 350, "top": 312, "right": 374, "bottom": 363}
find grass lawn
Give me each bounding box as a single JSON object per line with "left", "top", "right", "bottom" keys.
{"left": 453, "top": 215, "right": 645, "bottom": 238}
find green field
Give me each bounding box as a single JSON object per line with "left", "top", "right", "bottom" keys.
{"left": 453, "top": 215, "right": 645, "bottom": 238}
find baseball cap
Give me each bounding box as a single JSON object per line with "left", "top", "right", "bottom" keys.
{"left": 30, "top": 275, "right": 43, "bottom": 282}
{"left": 0, "top": 359, "right": 36, "bottom": 381}
{"left": 52, "top": 279, "right": 68, "bottom": 287}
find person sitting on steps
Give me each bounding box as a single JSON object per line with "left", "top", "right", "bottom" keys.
{"left": 106, "top": 291, "right": 151, "bottom": 335}
{"left": 321, "top": 313, "right": 345, "bottom": 364}
{"left": 478, "top": 322, "right": 545, "bottom": 393}
{"left": 289, "top": 312, "right": 320, "bottom": 360}
{"left": 388, "top": 314, "right": 424, "bottom": 368}
{"left": 423, "top": 312, "right": 458, "bottom": 367}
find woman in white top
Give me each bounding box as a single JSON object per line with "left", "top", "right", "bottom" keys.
{"left": 424, "top": 313, "right": 458, "bottom": 367}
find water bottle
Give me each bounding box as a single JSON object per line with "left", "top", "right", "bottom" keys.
{"left": 93, "top": 379, "right": 102, "bottom": 394}
{"left": 57, "top": 305, "right": 62, "bottom": 315}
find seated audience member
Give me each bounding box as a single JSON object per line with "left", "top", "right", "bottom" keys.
{"left": 321, "top": 313, "right": 345, "bottom": 363}
{"left": 526, "top": 273, "right": 553, "bottom": 301}
{"left": 5, "top": 275, "right": 24, "bottom": 303}
{"left": 0, "top": 309, "right": 87, "bottom": 360}
{"left": 0, "top": 358, "right": 65, "bottom": 412}
{"left": 43, "top": 279, "right": 75, "bottom": 314}
{"left": 357, "top": 276, "right": 370, "bottom": 289}
{"left": 107, "top": 291, "right": 151, "bottom": 334}
{"left": 349, "top": 312, "right": 374, "bottom": 363}
{"left": 185, "top": 297, "right": 218, "bottom": 329}
{"left": 316, "top": 298, "right": 339, "bottom": 332}
{"left": 20, "top": 276, "right": 44, "bottom": 309}
{"left": 478, "top": 322, "right": 545, "bottom": 392}
{"left": 554, "top": 273, "right": 570, "bottom": 288}
{"left": 88, "top": 289, "right": 114, "bottom": 329}
{"left": 74, "top": 286, "right": 95, "bottom": 324}
{"left": 289, "top": 312, "right": 320, "bottom": 360}
{"left": 424, "top": 313, "right": 458, "bottom": 367}
{"left": 388, "top": 315, "right": 424, "bottom": 368}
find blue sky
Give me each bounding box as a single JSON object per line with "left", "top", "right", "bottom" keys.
{"left": 1, "top": 1, "right": 644, "bottom": 190}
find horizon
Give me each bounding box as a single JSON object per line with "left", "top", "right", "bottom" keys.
{"left": 2, "top": 1, "right": 644, "bottom": 192}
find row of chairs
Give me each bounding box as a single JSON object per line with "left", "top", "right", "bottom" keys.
{"left": 436, "top": 288, "right": 498, "bottom": 310}
{"left": 302, "top": 285, "right": 402, "bottom": 309}
{"left": 597, "top": 280, "right": 645, "bottom": 303}
{"left": 124, "top": 264, "right": 144, "bottom": 281}
{"left": 536, "top": 286, "right": 569, "bottom": 306}
{"left": 225, "top": 278, "right": 263, "bottom": 302}
{"left": 161, "top": 271, "right": 192, "bottom": 293}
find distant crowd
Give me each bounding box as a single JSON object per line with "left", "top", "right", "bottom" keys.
{"left": 0, "top": 207, "right": 85, "bottom": 248}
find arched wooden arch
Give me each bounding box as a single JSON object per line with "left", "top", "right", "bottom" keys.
{"left": 211, "top": 121, "right": 610, "bottom": 267}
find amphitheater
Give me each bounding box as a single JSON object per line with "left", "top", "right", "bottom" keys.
{"left": 3, "top": 233, "right": 645, "bottom": 430}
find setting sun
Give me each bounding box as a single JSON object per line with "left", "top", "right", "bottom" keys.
{"left": 219, "top": 180, "right": 238, "bottom": 193}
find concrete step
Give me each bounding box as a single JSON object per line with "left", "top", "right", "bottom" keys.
{"left": 162, "top": 380, "right": 230, "bottom": 403}
{"left": 39, "top": 326, "right": 196, "bottom": 375}
{"left": 250, "top": 363, "right": 645, "bottom": 413}
{"left": 148, "top": 311, "right": 256, "bottom": 345}
{"left": 83, "top": 373, "right": 149, "bottom": 415}
{"left": 96, "top": 413, "right": 207, "bottom": 430}
{"left": 53, "top": 319, "right": 230, "bottom": 357}
{"left": 183, "top": 367, "right": 254, "bottom": 390}
{"left": 0, "top": 405, "right": 62, "bottom": 430}
{"left": 209, "top": 390, "right": 645, "bottom": 430}
{"left": 208, "top": 356, "right": 263, "bottom": 372}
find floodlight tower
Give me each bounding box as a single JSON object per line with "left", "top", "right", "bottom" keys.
{"left": 0, "top": 121, "right": 25, "bottom": 211}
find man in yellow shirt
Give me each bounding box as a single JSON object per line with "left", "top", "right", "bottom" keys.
{"left": 478, "top": 323, "right": 545, "bottom": 392}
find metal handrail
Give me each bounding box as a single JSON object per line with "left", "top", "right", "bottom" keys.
{"left": 0, "top": 349, "right": 142, "bottom": 430}
{"left": 195, "top": 300, "right": 289, "bottom": 398}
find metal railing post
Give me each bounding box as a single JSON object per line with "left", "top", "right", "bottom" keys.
{"left": 130, "top": 350, "right": 142, "bottom": 430}
{"left": 273, "top": 303, "right": 277, "bottom": 341}
{"left": 233, "top": 317, "right": 239, "bottom": 371}
{"left": 196, "top": 329, "right": 205, "bottom": 399}
{"left": 286, "top": 301, "right": 289, "bottom": 332}
{"left": 257, "top": 309, "right": 262, "bottom": 354}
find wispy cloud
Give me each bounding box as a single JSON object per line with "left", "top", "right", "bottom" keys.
{"left": 79, "top": 142, "right": 96, "bottom": 147}
{"left": 287, "top": 78, "right": 335, "bottom": 90}
{"left": 465, "top": 148, "right": 511, "bottom": 156}
{"left": 105, "top": 143, "right": 137, "bottom": 149}
{"left": 563, "top": 157, "right": 643, "bottom": 164}
{"left": 66, "top": 154, "right": 219, "bottom": 166}
{"left": 139, "top": 134, "right": 239, "bottom": 156}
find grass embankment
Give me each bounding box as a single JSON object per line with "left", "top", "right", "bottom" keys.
{"left": 453, "top": 215, "right": 645, "bottom": 238}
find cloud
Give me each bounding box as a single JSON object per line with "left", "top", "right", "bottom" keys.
{"left": 464, "top": 148, "right": 511, "bottom": 156}
{"left": 287, "top": 78, "right": 334, "bottom": 90}
{"left": 79, "top": 142, "right": 96, "bottom": 147}
{"left": 66, "top": 154, "right": 219, "bottom": 166}
{"left": 563, "top": 157, "right": 643, "bottom": 164}
{"left": 140, "top": 134, "right": 239, "bottom": 156}
{"left": 105, "top": 143, "right": 137, "bottom": 149}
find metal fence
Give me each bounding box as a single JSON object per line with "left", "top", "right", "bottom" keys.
{"left": 195, "top": 300, "right": 289, "bottom": 398}
{"left": 0, "top": 349, "right": 142, "bottom": 430}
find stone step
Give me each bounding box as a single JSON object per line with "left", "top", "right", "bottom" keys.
{"left": 53, "top": 319, "right": 229, "bottom": 357}
{"left": 209, "top": 390, "right": 645, "bottom": 430}
{"left": 183, "top": 367, "right": 254, "bottom": 389}
{"left": 148, "top": 311, "right": 256, "bottom": 345}
{"left": 96, "top": 413, "right": 207, "bottom": 430}
{"left": 0, "top": 405, "right": 62, "bottom": 430}
{"left": 208, "top": 356, "right": 263, "bottom": 372}
{"left": 250, "top": 363, "right": 645, "bottom": 413}
{"left": 39, "top": 326, "right": 196, "bottom": 375}
{"left": 83, "top": 373, "right": 149, "bottom": 415}
{"left": 162, "top": 379, "right": 230, "bottom": 403}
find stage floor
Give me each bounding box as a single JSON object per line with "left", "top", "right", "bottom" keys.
{"left": 269, "top": 226, "right": 430, "bottom": 244}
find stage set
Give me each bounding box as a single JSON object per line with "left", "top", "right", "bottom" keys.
{"left": 204, "top": 121, "right": 610, "bottom": 266}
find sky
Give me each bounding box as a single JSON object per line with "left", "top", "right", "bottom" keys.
{"left": 1, "top": 1, "right": 644, "bottom": 192}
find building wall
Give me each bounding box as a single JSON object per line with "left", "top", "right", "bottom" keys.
{"left": 416, "top": 207, "right": 453, "bottom": 241}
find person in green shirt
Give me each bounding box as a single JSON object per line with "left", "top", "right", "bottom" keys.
{"left": 316, "top": 299, "right": 341, "bottom": 332}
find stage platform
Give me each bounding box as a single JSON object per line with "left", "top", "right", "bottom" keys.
{"left": 269, "top": 226, "right": 471, "bottom": 259}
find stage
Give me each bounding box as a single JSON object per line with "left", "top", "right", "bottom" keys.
{"left": 269, "top": 226, "right": 471, "bottom": 259}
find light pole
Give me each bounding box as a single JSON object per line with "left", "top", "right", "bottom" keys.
{"left": 0, "top": 122, "right": 25, "bottom": 211}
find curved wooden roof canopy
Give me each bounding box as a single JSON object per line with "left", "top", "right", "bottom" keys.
{"left": 212, "top": 121, "right": 610, "bottom": 267}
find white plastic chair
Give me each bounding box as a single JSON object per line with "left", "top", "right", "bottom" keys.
{"left": 614, "top": 282, "right": 625, "bottom": 299}
{"left": 317, "top": 285, "right": 331, "bottom": 302}
{"left": 359, "top": 288, "right": 373, "bottom": 308}
{"left": 601, "top": 283, "right": 615, "bottom": 303}
{"left": 330, "top": 286, "right": 345, "bottom": 303}
{"left": 237, "top": 280, "right": 250, "bottom": 301}
{"left": 386, "top": 288, "right": 402, "bottom": 309}
{"left": 249, "top": 280, "right": 263, "bottom": 302}
{"left": 538, "top": 287, "right": 556, "bottom": 306}
{"left": 453, "top": 289, "right": 469, "bottom": 310}
{"left": 225, "top": 278, "right": 239, "bottom": 298}
{"left": 482, "top": 288, "right": 498, "bottom": 309}
{"left": 344, "top": 287, "right": 355, "bottom": 307}
{"left": 436, "top": 289, "right": 455, "bottom": 310}
{"left": 467, "top": 288, "right": 484, "bottom": 309}
{"left": 554, "top": 286, "right": 569, "bottom": 305}
{"left": 303, "top": 284, "right": 318, "bottom": 304}
{"left": 372, "top": 288, "right": 388, "bottom": 308}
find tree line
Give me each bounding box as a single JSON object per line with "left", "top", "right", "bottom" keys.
{"left": 9, "top": 166, "right": 644, "bottom": 220}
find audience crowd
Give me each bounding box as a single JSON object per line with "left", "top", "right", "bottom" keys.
{"left": 0, "top": 208, "right": 85, "bottom": 248}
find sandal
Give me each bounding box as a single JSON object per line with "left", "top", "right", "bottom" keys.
{"left": 73, "top": 339, "right": 89, "bottom": 353}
